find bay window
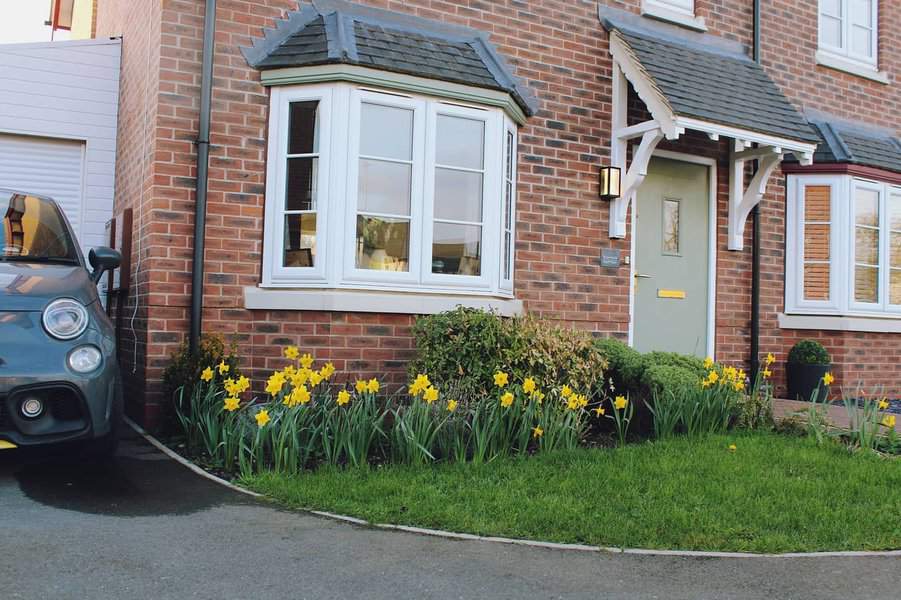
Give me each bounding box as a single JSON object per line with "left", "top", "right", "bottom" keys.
{"left": 262, "top": 83, "right": 517, "bottom": 297}
{"left": 786, "top": 174, "right": 901, "bottom": 317}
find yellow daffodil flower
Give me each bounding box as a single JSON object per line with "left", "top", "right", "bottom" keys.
{"left": 703, "top": 356, "right": 714, "bottom": 369}
{"left": 577, "top": 394, "right": 588, "bottom": 408}
{"left": 337, "top": 389, "right": 351, "bottom": 406}
{"left": 763, "top": 368, "right": 772, "bottom": 379}
{"left": 300, "top": 353, "right": 314, "bottom": 369}
{"left": 766, "top": 352, "right": 776, "bottom": 365}
{"left": 289, "top": 385, "right": 311, "bottom": 407}
{"left": 614, "top": 395, "right": 628, "bottom": 410}
{"left": 882, "top": 415, "right": 896, "bottom": 428}
{"left": 367, "top": 378, "right": 380, "bottom": 394}
{"left": 309, "top": 371, "right": 323, "bottom": 387}
{"left": 531, "top": 390, "right": 545, "bottom": 404}
{"left": 532, "top": 425, "right": 544, "bottom": 439}
{"left": 493, "top": 371, "right": 509, "bottom": 388}
{"left": 823, "top": 372, "right": 834, "bottom": 386}
{"left": 255, "top": 409, "right": 270, "bottom": 428}
{"left": 447, "top": 399, "right": 458, "bottom": 412}
{"left": 266, "top": 372, "right": 285, "bottom": 396}
{"left": 355, "top": 379, "right": 367, "bottom": 393}
{"left": 217, "top": 360, "right": 229, "bottom": 375}
{"left": 321, "top": 362, "right": 336, "bottom": 380}
{"left": 728, "top": 443, "right": 737, "bottom": 452}
{"left": 707, "top": 371, "right": 719, "bottom": 384}
{"left": 285, "top": 346, "right": 300, "bottom": 360}
{"left": 283, "top": 364, "right": 296, "bottom": 377}
{"left": 594, "top": 406, "right": 605, "bottom": 416}
{"left": 733, "top": 380, "right": 745, "bottom": 392}
{"left": 522, "top": 377, "right": 536, "bottom": 394}
{"left": 423, "top": 386, "right": 439, "bottom": 404}
{"left": 878, "top": 398, "right": 889, "bottom": 410}
{"left": 566, "top": 396, "right": 579, "bottom": 411}
{"left": 500, "top": 391, "right": 513, "bottom": 408}
{"left": 237, "top": 375, "right": 250, "bottom": 393}
{"left": 200, "top": 366, "right": 214, "bottom": 382}
{"left": 223, "top": 396, "right": 240, "bottom": 412}
{"left": 561, "top": 384, "right": 573, "bottom": 398}
{"left": 409, "top": 373, "right": 430, "bottom": 396}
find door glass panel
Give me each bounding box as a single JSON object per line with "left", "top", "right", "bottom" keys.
{"left": 355, "top": 216, "right": 410, "bottom": 271}
{"left": 434, "top": 168, "right": 483, "bottom": 222}
{"left": 358, "top": 159, "right": 412, "bottom": 215}
{"left": 432, "top": 222, "right": 481, "bottom": 275}
{"left": 662, "top": 198, "right": 680, "bottom": 255}
{"left": 283, "top": 213, "right": 317, "bottom": 267}
{"left": 436, "top": 115, "right": 484, "bottom": 169}
{"left": 360, "top": 103, "right": 413, "bottom": 161}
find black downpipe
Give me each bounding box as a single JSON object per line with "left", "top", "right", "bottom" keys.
{"left": 750, "top": 0, "right": 761, "bottom": 380}
{"left": 190, "top": 0, "right": 217, "bottom": 353}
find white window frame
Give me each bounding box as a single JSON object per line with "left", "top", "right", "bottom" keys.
{"left": 262, "top": 82, "right": 517, "bottom": 298}
{"left": 817, "top": 0, "right": 879, "bottom": 71}
{"left": 641, "top": 0, "right": 706, "bottom": 31}
{"left": 500, "top": 121, "right": 517, "bottom": 293}
{"left": 786, "top": 173, "right": 901, "bottom": 318}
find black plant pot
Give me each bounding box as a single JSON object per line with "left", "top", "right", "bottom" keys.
{"left": 786, "top": 362, "right": 831, "bottom": 401}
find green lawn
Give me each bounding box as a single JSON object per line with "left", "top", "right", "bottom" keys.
{"left": 243, "top": 432, "right": 901, "bottom": 553}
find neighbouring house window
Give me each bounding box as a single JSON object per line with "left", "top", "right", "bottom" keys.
{"left": 818, "top": 0, "right": 878, "bottom": 68}
{"left": 263, "top": 83, "right": 518, "bottom": 296}
{"left": 786, "top": 174, "right": 901, "bottom": 317}
{"left": 644, "top": 0, "right": 695, "bottom": 18}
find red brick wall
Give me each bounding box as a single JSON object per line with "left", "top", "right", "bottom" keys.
{"left": 97, "top": 0, "right": 901, "bottom": 426}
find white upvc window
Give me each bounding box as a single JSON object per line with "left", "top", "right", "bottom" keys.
{"left": 818, "top": 0, "right": 878, "bottom": 68}
{"left": 786, "top": 174, "right": 901, "bottom": 317}
{"left": 262, "top": 83, "right": 517, "bottom": 297}
{"left": 641, "top": 0, "right": 705, "bottom": 30}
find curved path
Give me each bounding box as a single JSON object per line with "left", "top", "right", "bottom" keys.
{"left": 0, "top": 429, "right": 896, "bottom": 600}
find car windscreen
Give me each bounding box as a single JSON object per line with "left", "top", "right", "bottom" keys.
{"left": 0, "top": 193, "right": 79, "bottom": 263}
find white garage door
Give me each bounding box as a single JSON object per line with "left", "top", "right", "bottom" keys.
{"left": 0, "top": 132, "right": 86, "bottom": 245}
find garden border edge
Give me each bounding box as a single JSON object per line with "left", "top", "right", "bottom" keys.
{"left": 126, "top": 418, "right": 901, "bottom": 559}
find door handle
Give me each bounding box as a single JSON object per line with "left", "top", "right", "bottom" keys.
{"left": 634, "top": 273, "right": 652, "bottom": 279}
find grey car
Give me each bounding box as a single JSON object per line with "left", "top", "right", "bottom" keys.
{"left": 0, "top": 190, "right": 122, "bottom": 456}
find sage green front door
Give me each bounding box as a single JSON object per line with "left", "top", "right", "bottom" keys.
{"left": 633, "top": 157, "right": 710, "bottom": 357}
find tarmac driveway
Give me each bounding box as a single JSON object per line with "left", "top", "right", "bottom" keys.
{"left": 0, "top": 428, "right": 897, "bottom": 600}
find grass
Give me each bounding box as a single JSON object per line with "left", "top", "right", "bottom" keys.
{"left": 243, "top": 432, "right": 901, "bottom": 553}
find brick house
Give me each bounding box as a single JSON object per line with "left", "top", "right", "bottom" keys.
{"left": 94, "top": 0, "right": 901, "bottom": 427}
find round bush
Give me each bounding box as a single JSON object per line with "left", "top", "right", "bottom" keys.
{"left": 787, "top": 340, "right": 830, "bottom": 365}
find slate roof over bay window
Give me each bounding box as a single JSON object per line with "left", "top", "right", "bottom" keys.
{"left": 242, "top": 0, "right": 537, "bottom": 118}
{"left": 807, "top": 118, "right": 901, "bottom": 174}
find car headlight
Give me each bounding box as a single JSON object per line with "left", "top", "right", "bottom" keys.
{"left": 43, "top": 298, "right": 89, "bottom": 340}
{"left": 68, "top": 345, "right": 103, "bottom": 373}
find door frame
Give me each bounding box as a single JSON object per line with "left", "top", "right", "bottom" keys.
{"left": 627, "top": 149, "right": 718, "bottom": 359}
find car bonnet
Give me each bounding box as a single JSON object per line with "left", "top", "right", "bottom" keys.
{"left": 0, "top": 262, "right": 98, "bottom": 311}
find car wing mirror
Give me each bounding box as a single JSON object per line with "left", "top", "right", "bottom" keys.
{"left": 88, "top": 246, "right": 122, "bottom": 284}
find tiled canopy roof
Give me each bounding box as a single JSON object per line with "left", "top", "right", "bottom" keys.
{"left": 808, "top": 118, "right": 901, "bottom": 174}
{"left": 242, "top": 0, "right": 537, "bottom": 117}
{"left": 599, "top": 8, "right": 820, "bottom": 145}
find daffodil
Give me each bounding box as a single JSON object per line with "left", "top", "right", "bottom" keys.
{"left": 561, "top": 384, "right": 573, "bottom": 398}
{"left": 423, "top": 386, "right": 439, "bottom": 404}
{"left": 531, "top": 390, "right": 545, "bottom": 403}
{"left": 255, "top": 409, "right": 270, "bottom": 428}
{"left": 300, "top": 353, "right": 314, "bottom": 369}
{"left": 532, "top": 425, "right": 543, "bottom": 439}
{"left": 728, "top": 443, "right": 737, "bottom": 452}
{"left": 882, "top": 415, "right": 897, "bottom": 428}
{"left": 594, "top": 406, "right": 605, "bottom": 416}
{"left": 878, "top": 398, "right": 889, "bottom": 410}
{"left": 367, "top": 378, "right": 380, "bottom": 394}
{"left": 337, "top": 389, "right": 351, "bottom": 406}
{"left": 493, "top": 371, "right": 509, "bottom": 388}
{"left": 703, "top": 356, "right": 714, "bottom": 369}
{"left": 200, "top": 366, "right": 214, "bottom": 382}
{"left": 289, "top": 384, "right": 310, "bottom": 406}
{"left": 217, "top": 360, "right": 229, "bottom": 375}
{"left": 320, "top": 362, "right": 336, "bottom": 380}
{"left": 223, "top": 396, "right": 240, "bottom": 412}
{"left": 447, "top": 399, "right": 458, "bottom": 412}
{"left": 522, "top": 377, "right": 536, "bottom": 394}
{"left": 733, "top": 380, "right": 745, "bottom": 392}
{"left": 284, "top": 345, "right": 299, "bottom": 360}
{"left": 766, "top": 352, "right": 776, "bottom": 365}
{"left": 266, "top": 372, "right": 285, "bottom": 396}
{"left": 283, "top": 364, "right": 296, "bottom": 377}
{"left": 823, "top": 372, "right": 834, "bottom": 386}
{"left": 409, "top": 374, "right": 430, "bottom": 396}
{"left": 500, "top": 391, "right": 513, "bottom": 408}
{"left": 566, "top": 396, "right": 579, "bottom": 411}
{"left": 763, "top": 368, "right": 772, "bottom": 379}
{"left": 236, "top": 375, "right": 250, "bottom": 393}
{"left": 707, "top": 371, "right": 719, "bottom": 385}
{"left": 224, "top": 377, "right": 238, "bottom": 395}
{"left": 309, "top": 371, "right": 323, "bottom": 387}
{"left": 355, "top": 379, "right": 367, "bottom": 393}
{"left": 614, "top": 395, "right": 628, "bottom": 410}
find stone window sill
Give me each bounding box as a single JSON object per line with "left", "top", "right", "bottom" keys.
{"left": 778, "top": 313, "right": 901, "bottom": 334}
{"left": 244, "top": 287, "right": 523, "bottom": 317}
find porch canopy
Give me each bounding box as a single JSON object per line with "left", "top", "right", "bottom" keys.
{"left": 599, "top": 6, "right": 820, "bottom": 250}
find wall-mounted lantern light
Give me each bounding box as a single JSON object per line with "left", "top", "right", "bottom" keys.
{"left": 598, "top": 165, "right": 622, "bottom": 200}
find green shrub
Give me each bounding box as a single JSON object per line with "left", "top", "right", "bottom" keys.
{"left": 788, "top": 339, "right": 830, "bottom": 364}
{"left": 641, "top": 351, "right": 707, "bottom": 379}
{"left": 594, "top": 337, "right": 644, "bottom": 392}
{"left": 410, "top": 308, "right": 605, "bottom": 398}
{"left": 641, "top": 364, "right": 701, "bottom": 399}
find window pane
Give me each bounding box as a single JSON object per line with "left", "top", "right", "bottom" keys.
{"left": 283, "top": 213, "right": 316, "bottom": 267}
{"left": 285, "top": 157, "right": 317, "bottom": 211}
{"left": 804, "top": 185, "right": 831, "bottom": 222}
{"left": 434, "top": 168, "right": 483, "bottom": 222}
{"left": 850, "top": 25, "right": 872, "bottom": 57}
{"left": 855, "top": 226, "right": 879, "bottom": 264}
{"left": 891, "top": 270, "right": 901, "bottom": 305}
{"left": 804, "top": 263, "right": 831, "bottom": 301}
{"left": 436, "top": 115, "right": 484, "bottom": 170}
{"left": 820, "top": 15, "right": 842, "bottom": 47}
{"left": 662, "top": 198, "right": 680, "bottom": 254}
{"left": 358, "top": 158, "right": 412, "bottom": 215}
{"left": 504, "top": 182, "right": 513, "bottom": 229}
{"left": 855, "top": 266, "right": 878, "bottom": 303}
{"left": 503, "top": 232, "right": 511, "bottom": 280}
{"left": 804, "top": 224, "right": 831, "bottom": 261}
{"left": 855, "top": 188, "right": 879, "bottom": 226}
{"left": 288, "top": 101, "right": 319, "bottom": 155}
{"left": 360, "top": 103, "right": 413, "bottom": 161}
{"left": 355, "top": 216, "right": 410, "bottom": 271}
{"left": 820, "top": 0, "right": 841, "bottom": 17}
{"left": 849, "top": 0, "right": 872, "bottom": 25}
{"left": 432, "top": 222, "right": 481, "bottom": 275}
{"left": 506, "top": 131, "right": 514, "bottom": 177}
{"left": 890, "top": 195, "right": 901, "bottom": 230}
{"left": 892, "top": 232, "right": 901, "bottom": 268}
